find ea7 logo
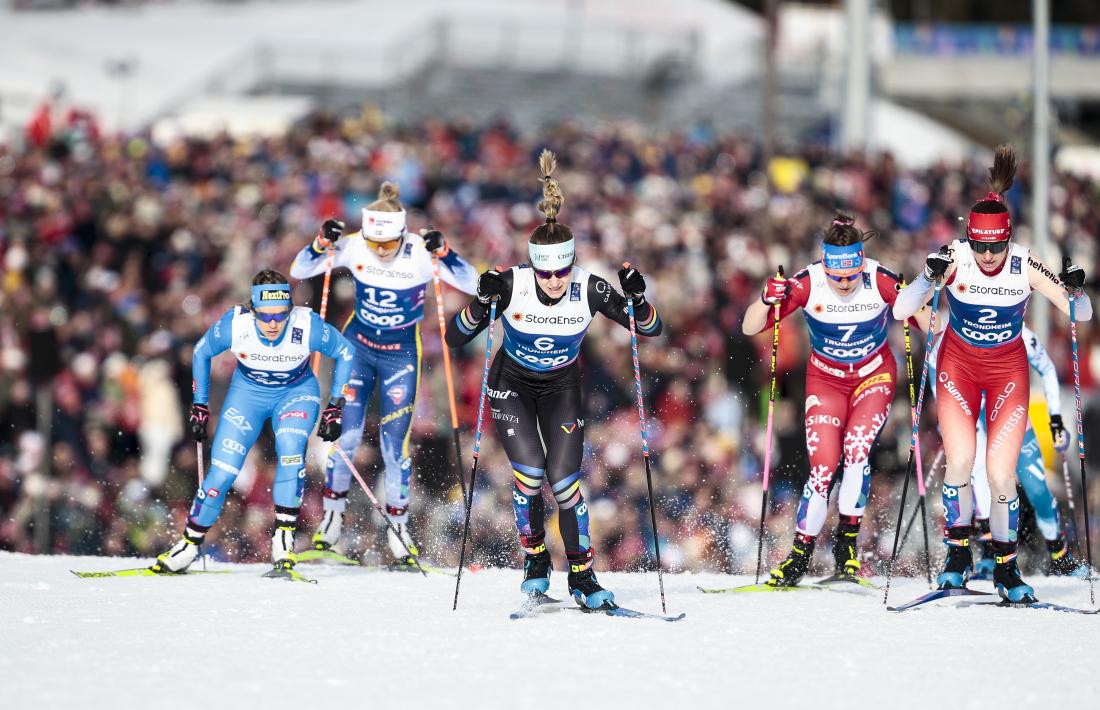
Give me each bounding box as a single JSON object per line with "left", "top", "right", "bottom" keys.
{"left": 223, "top": 408, "right": 253, "bottom": 432}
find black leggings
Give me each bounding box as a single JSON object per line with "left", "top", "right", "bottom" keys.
{"left": 488, "top": 354, "right": 591, "bottom": 568}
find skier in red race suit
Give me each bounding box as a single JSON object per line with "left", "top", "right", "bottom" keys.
{"left": 742, "top": 214, "right": 929, "bottom": 587}
{"left": 893, "top": 145, "right": 1093, "bottom": 603}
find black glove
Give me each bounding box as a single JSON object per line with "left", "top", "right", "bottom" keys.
{"left": 316, "top": 219, "right": 344, "bottom": 248}
{"left": 317, "top": 398, "right": 345, "bottom": 442}
{"left": 617, "top": 266, "right": 647, "bottom": 301}
{"left": 420, "top": 228, "right": 446, "bottom": 254}
{"left": 924, "top": 247, "right": 952, "bottom": 281}
{"left": 477, "top": 270, "right": 508, "bottom": 304}
{"left": 189, "top": 403, "right": 210, "bottom": 442}
{"left": 1050, "top": 414, "right": 1069, "bottom": 452}
{"left": 1060, "top": 257, "right": 1086, "bottom": 293}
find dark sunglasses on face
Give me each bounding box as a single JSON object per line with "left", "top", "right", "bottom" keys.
{"left": 534, "top": 266, "right": 573, "bottom": 280}
{"left": 969, "top": 239, "right": 1009, "bottom": 255}
{"left": 254, "top": 310, "right": 290, "bottom": 324}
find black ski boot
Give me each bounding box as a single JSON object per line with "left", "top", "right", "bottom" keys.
{"left": 992, "top": 542, "right": 1036, "bottom": 604}
{"left": 767, "top": 533, "right": 815, "bottom": 588}
{"left": 936, "top": 526, "right": 973, "bottom": 590}
{"left": 832, "top": 517, "right": 861, "bottom": 579}
{"left": 567, "top": 551, "right": 614, "bottom": 609}
{"left": 521, "top": 549, "right": 552, "bottom": 595}
{"left": 971, "top": 518, "right": 995, "bottom": 579}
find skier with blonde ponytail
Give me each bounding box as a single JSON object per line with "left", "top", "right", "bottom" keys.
{"left": 446, "top": 150, "right": 663, "bottom": 609}
{"left": 290, "top": 182, "right": 478, "bottom": 567}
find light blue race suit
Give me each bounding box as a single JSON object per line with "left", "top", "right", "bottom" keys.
{"left": 290, "top": 231, "right": 477, "bottom": 522}
{"left": 929, "top": 325, "right": 1065, "bottom": 540}
{"left": 188, "top": 305, "right": 354, "bottom": 531}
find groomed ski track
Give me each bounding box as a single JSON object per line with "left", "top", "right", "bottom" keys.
{"left": 2, "top": 552, "right": 1096, "bottom": 709}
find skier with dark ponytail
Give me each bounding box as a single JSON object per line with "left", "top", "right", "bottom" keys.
{"left": 894, "top": 145, "right": 1093, "bottom": 603}
{"left": 446, "top": 149, "right": 662, "bottom": 609}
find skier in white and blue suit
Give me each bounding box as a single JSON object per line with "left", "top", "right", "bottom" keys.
{"left": 150, "top": 269, "right": 354, "bottom": 576}
{"left": 290, "top": 182, "right": 478, "bottom": 567}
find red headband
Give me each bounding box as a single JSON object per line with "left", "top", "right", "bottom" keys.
{"left": 966, "top": 209, "right": 1011, "bottom": 242}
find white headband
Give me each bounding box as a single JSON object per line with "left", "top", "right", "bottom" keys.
{"left": 360, "top": 208, "right": 407, "bottom": 241}
{"left": 528, "top": 239, "right": 575, "bottom": 271}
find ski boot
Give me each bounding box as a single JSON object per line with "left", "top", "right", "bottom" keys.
{"left": 1046, "top": 536, "right": 1090, "bottom": 578}
{"left": 385, "top": 507, "right": 421, "bottom": 572}
{"left": 992, "top": 542, "right": 1036, "bottom": 604}
{"left": 971, "top": 519, "right": 995, "bottom": 579}
{"left": 567, "top": 550, "right": 614, "bottom": 609}
{"left": 767, "top": 533, "right": 814, "bottom": 588}
{"left": 149, "top": 526, "right": 205, "bottom": 574}
{"left": 832, "top": 517, "right": 861, "bottom": 580}
{"left": 311, "top": 510, "right": 343, "bottom": 552}
{"left": 936, "top": 526, "right": 973, "bottom": 590}
{"left": 264, "top": 517, "right": 300, "bottom": 579}
{"left": 521, "top": 551, "right": 552, "bottom": 595}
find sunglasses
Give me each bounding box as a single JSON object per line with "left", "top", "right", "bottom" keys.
{"left": 533, "top": 266, "right": 573, "bottom": 280}
{"left": 254, "top": 310, "right": 290, "bottom": 324}
{"left": 370, "top": 238, "right": 402, "bottom": 250}
{"left": 825, "top": 270, "right": 862, "bottom": 282}
{"left": 969, "top": 239, "right": 1009, "bottom": 255}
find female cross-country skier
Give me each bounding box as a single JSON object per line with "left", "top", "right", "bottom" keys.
{"left": 893, "top": 145, "right": 1092, "bottom": 603}
{"left": 445, "top": 150, "right": 662, "bottom": 608}
{"left": 289, "top": 183, "right": 478, "bottom": 568}
{"left": 741, "top": 214, "right": 928, "bottom": 587}
{"left": 928, "top": 325, "right": 1090, "bottom": 578}
{"left": 151, "top": 270, "right": 354, "bottom": 576}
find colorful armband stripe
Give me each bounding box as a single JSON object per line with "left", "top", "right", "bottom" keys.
{"left": 637, "top": 306, "right": 660, "bottom": 333}
{"left": 457, "top": 306, "right": 481, "bottom": 334}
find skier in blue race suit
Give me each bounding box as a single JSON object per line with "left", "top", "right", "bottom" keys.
{"left": 290, "top": 182, "right": 477, "bottom": 567}
{"left": 150, "top": 269, "right": 353, "bottom": 576}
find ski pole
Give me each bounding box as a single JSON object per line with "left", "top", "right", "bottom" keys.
{"left": 884, "top": 254, "right": 945, "bottom": 606}
{"left": 196, "top": 440, "right": 206, "bottom": 571}
{"left": 311, "top": 245, "right": 336, "bottom": 375}
{"left": 453, "top": 297, "right": 498, "bottom": 610}
{"left": 334, "top": 446, "right": 427, "bottom": 577}
{"left": 623, "top": 261, "right": 667, "bottom": 613}
{"left": 900, "top": 447, "right": 942, "bottom": 551}
{"left": 1060, "top": 452, "right": 1081, "bottom": 555}
{"left": 1065, "top": 257, "right": 1094, "bottom": 604}
{"left": 431, "top": 253, "right": 468, "bottom": 500}
{"left": 754, "top": 265, "right": 783, "bottom": 585}
{"left": 900, "top": 274, "right": 932, "bottom": 586}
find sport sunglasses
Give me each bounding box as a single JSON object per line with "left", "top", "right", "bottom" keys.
{"left": 254, "top": 310, "right": 291, "bottom": 324}
{"left": 968, "top": 239, "right": 1009, "bottom": 254}
{"left": 370, "top": 237, "right": 402, "bottom": 249}
{"left": 533, "top": 265, "right": 573, "bottom": 280}
{"left": 825, "top": 270, "right": 863, "bottom": 282}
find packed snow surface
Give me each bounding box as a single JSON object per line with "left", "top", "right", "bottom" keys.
{"left": 2, "top": 552, "right": 1097, "bottom": 709}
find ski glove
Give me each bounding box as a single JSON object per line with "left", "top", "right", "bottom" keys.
{"left": 1060, "top": 259, "right": 1086, "bottom": 293}
{"left": 924, "top": 247, "right": 953, "bottom": 281}
{"left": 1050, "top": 414, "right": 1069, "bottom": 452}
{"left": 315, "top": 219, "right": 345, "bottom": 249}
{"left": 617, "top": 266, "right": 647, "bottom": 302}
{"left": 189, "top": 403, "right": 210, "bottom": 441}
{"left": 318, "top": 398, "right": 345, "bottom": 442}
{"left": 761, "top": 276, "right": 789, "bottom": 305}
{"left": 477, "top": 270, "right": 508, "bottom": 304}
{"left": 419, "top": 228, "right": 447, "bottom": 255}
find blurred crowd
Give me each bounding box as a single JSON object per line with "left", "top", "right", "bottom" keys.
{"left": 2, "top": 108, "right": 1099, "bottom": 577}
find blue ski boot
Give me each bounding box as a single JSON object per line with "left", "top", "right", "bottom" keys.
{"left": 936, "top": 527, "right": 973, "bottom": 590}
{"left": 521, "top": 549, "right": 552, "bottom": 594}
{"left": 992, "top": 542, "right": 1036, "bottom": 604}
{"left": 567, "top": 551, "right": 614, "bottom": 609}
{"left": 1046, "top": 536, "right": 1091, "bottom": 578}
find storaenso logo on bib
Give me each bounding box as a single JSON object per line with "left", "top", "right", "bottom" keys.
{"left": 966, "top": 285, "right": 1025, "bottom": 297}
{"left": 824, "top": 303, "right": 880, "bottom": 313}
{"left": 524, "top": 314, "right": 585, "bottom": 325}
